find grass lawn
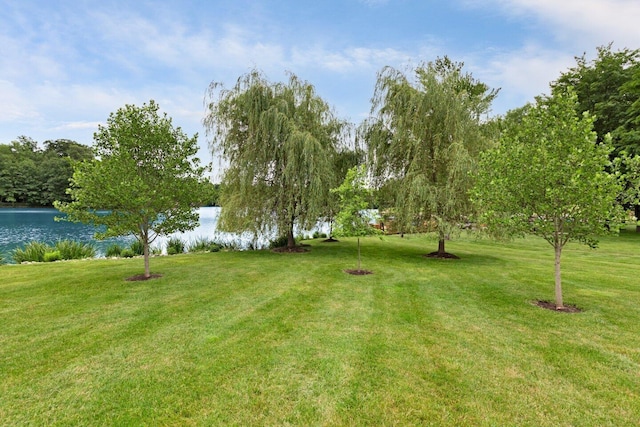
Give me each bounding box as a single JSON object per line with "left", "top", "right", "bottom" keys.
{"left": 2, "top": 231, "right": 639, "bottom": 426}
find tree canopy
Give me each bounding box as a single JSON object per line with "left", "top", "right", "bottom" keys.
{"left": 55, "top": 100, "right": 209, "bottom": 278}
{"left": 203, "top": 70, "right": 347, "bottom": 249}
{"left": 0, "top": 137, "right": 93, "bottom": 206}
{"left": 365, "top": 58, "right": 498, "bottom": 257}
{"left": 474, "top": 90, "right": 622, "bottom": 309}
{"left": 553, "top": 44, "right": 640, "bottom": 154}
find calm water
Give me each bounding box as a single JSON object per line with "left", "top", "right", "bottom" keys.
{"left": 0, "top": 207, "right": 330, "bottom": 262}
{"left": 0, "top": 207, "right": 222, "bottom": 261}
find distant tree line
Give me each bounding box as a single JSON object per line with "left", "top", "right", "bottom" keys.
{"left": 0, "top": 136, "right": 93, "bottom": 206}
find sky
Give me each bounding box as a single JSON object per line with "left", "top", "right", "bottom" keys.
{"left": 2, "top": 0, "right": 640, "bottom": 178}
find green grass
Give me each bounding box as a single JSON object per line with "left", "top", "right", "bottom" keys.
{"left": 2, "top": 231, "right": 639, "bottom": 426}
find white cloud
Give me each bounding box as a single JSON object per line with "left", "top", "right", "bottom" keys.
{"left": 483, "top": 0, "right": 640, "bottom": 48}
{"left": 464, "top": 44, "right": 576, "bottom": 115}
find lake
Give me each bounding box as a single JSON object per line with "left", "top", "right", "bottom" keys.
{"left": 0, "top": 207, "right": 330, "bottom": 262}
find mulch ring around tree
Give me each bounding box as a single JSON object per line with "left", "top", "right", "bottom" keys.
{"left": 271, "top": 245, "right": 309, "bottom": 253}
{"left": 126, "top": 273, "right": 163, "bottom": 281}
{"left": 344, "top": 269, "right": 373, "bottom": 275}
{"left": 423, "top": 251, "right": 460, "bottom": 260}
{"left": 322, "top": 238, "right": 339, "bottom": 243}
{"left": 533, "top": 300, "right": 582, "bottom": 313}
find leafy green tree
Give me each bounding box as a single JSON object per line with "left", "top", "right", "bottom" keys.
{"left": 474, "top": 90, "right": 622, "bottom": 309}
{"left": 322, "top": 146, "right": 363, "bottom": 242}
{"left": 204, "top": 70, "right": 347, "bottom": 249}
{"left": 365, "top": 58, "right": 497, "bottom": 258}
{"left": 553, "top": 44, "right": 640, "bottom": 152}
{"left": 55, "top": 100, "right": 209, "bottom": 278}
{"left": 616, "top": 151, "right": 640, "bottom": 221}
{"left": 332, "top": 165, "right": 380, "bottom": 273}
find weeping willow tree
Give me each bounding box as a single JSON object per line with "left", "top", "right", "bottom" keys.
{"left": 364, "top": 58, "right": 498, "bottom": 258}
{"left": 203, "top": 70, "right": 347, "bottom": 249}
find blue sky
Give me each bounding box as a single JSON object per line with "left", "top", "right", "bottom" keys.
{"left": 2, "top": 0, "right": 639, "bottom": 173}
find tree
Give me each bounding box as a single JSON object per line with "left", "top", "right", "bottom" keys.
{"left": 332, "top": 165, "right": 380, "bottom": 273}
{"left": 0, "top": 138, "right": 92, "bottom": 206}
{"left": 553, "top": 45, "right": 640, "bottom": 229}
{"left": 474, "top": 90, "right": 622, "bottom": 309}
{"left": 365, "top": 58, "right": 497, "bottom": 258}
{"left": 55, "top": 100, "right": 209, "bottom": 278}
{"left": 616, "top": 151, "right": 640, "bottom": 219}
{"left": 203, "top": 70, "right": 347, "bottom": 250}
{"left": 321, "top": 146, "right": 363, "bottom": 242}
{"left": 553, "top": 44, "right": 640, "bottom": 152}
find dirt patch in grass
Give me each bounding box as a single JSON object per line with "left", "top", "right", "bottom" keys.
{"left": 423, "top": 251, "right": 460, "bottom": 260}
{"left": 271, "top": 246, "right": 309, "bottom": 253}
{"left": 125, "top": 273, "right": 163, "bottom": 281}
{"left": 344, "top": 269, "right": 373, "bottom": 275}
{"left": 534, "top": 300, "right": 582, "bottom": 313}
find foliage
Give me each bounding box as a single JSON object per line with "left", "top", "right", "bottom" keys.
{"left": 54, "top": 240, "right": 96, "bottom": 260}
{"left": 105, "top": 244, "right": 124, "bottom": 258}
{"left": 55, "top": 100, "right": 209, "bottom": 278}
{"left": 552, "top": 44, "right": 640, "bottom": 154}
{"left": 43, "top": 251, "right": 62, "bottom": 263}
{"left": 312, "top": 231, "right": 327, "bottom": 239}
{"left": 269, "top": 235, "right": 290, "bottom": 249}
{"left": 12, "top": 241, "right": 49, "bottom": 263}
{"left": 332, "top": 165, "right": 381, "bottom": 271}
{"left": 202, "top": 182, "right": 221, "bottom": 207}
{"left": 120, "top": 248, "right": 135, "bottom": 258}
{"left": 615, "top": 151, "right": 640, "bottom": 225}
{"left": 474, "top": 90, "right": 623, "bottom": 308}
{"left": 187, "top": 237, "right": 221, "bottom": 253}
{"left": 129, "top": 240, "right": 144, "bottom": 256}
{"left": 364, "top": 57, "right": 497, "bottom": 257}
{"left": 321, "top": 147, "right": 364, "bottom": 240}
{"left": 204, "top": 70, "right": 347, "bottom": 249}
{"left": 166, "top": 237, "right": 186, "bottom": 255}
{"left": 0, "top": 137, "right": 93, "bottom": 206}
{"left": 11, "top": 240, "right": 95, "bottom": 263}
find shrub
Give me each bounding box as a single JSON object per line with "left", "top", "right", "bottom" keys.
{"left": 105, "top": 244, "right": 123, "bottom": 258}
{"left": 214, "top": 239, "right": 244, "bottom": 251}
{"left": 187, "top": 237, "right": 221, "bottom": 253}
{"left": 167, "top": 237, "right": 185, "bottom": 255}
{"left": 313, "top": 231, "right": 327, "bottom": 239}
{"left": 269, "top": 235, "right": 289, "bottom": 249}
{"left": 120, "top": 249, "right": 135, "bottom": 258}
{"left": 13, "top": 241, "right": 49, "bottom": 263}
{"left": 43, "top": 251, "right": 62, "bottom": 262}
{"left": 54, "top": 240, "right": 96, "bottom": 260}
{"left": 130, "top": 240, "right": 144, "bottom": 256}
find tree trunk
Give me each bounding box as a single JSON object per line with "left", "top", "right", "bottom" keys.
{"left": 635, "top": 205, "right": 640, "bottom": 232}
{"left": 554, "top": 243, "right": 563, "bottom": 309}
{"left": 357, "top": 237, "right": 361, "bottom": 271}
{"left": 287, "top": 222, "right": 296, "bottom": 248}
{"left": 143, "top": 239, "right": 150, "bottom": 278}
{"left": 438, "top": 238, "right": 446, "bottom": 256}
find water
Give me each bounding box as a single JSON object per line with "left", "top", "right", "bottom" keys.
{"left": 0, "top": 207, "right": 331, "bottom": 263}
{"left": 0, "top": 207, "right": 221, "bottom": 262}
